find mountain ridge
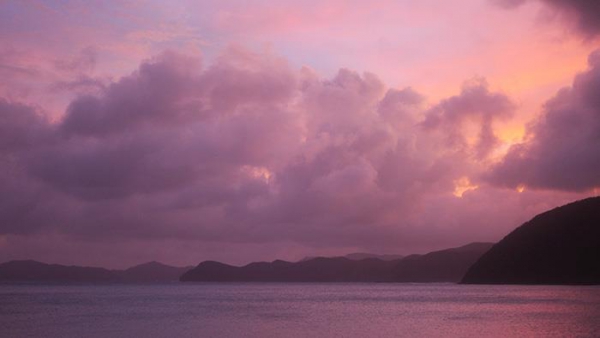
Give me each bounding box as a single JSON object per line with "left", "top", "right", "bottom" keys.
{"left": 0, "top": 260, "right": 193, "bottom": 283}
{"left": 462, "top": 197, "right": 600, "bottom": 285}
{"left": 180, "top": 242, "right": 493, "bottom": 283}
{"left": 0, "top": 242, "right": 495, "bottom": 283}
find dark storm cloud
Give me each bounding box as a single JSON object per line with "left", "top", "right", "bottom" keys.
{"left": 489, "top": 50, "right": 600, "bottom": 191}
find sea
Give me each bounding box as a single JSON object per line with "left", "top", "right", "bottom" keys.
{"left": 1, "top": 283, "right": 599, "bottom": 337}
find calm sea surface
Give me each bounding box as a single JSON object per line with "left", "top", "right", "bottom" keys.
{"left": 1, "top": 283, "right": 599, "bottom": 337}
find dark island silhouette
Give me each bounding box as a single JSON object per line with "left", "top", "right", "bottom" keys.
{"left": 120, "top": 261, "right": 194, "bottom": 282}
{"left": 7, "top": 194, "right": 599, "bottom": 286}
{"left": 0, "top": 260, "right": 192, "bottom": 283}
{"left": 301, "top": 253, "right": 404, "bottom": 262}
{"left": 180, "top": 242, "right": 492, "bottom": 282}
{"left": 0, "top": 260, "right": 120, "bottom": 283}
{"left": 0, "top": 243, "right": 491, "bottom": 283}
{"left": 344, "top": 253, "right": 404, "bottom": 261}
{"left": 462, "top": 196, "right": 600, "bottom": 285}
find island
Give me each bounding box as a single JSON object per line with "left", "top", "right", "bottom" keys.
{"left": 462, "top": 197, "right": 600, "bottom": 285}
{"left": 0, "top": 260, "right": 193, "bottom": 283}
{"left": 180, "top": 242, "right": 493, "bottom": 283}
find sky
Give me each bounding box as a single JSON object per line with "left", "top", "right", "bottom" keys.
{"left": 0, "top": 0, "right": 599, "bottom": 268}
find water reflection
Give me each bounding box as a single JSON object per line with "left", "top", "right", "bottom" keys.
{"left": 1, "top": 283, "right": 599, "bottom": 337}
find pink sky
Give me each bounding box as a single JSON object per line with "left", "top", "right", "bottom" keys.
{"left": 0, "top": 0, "right": 598, "bottom": 268}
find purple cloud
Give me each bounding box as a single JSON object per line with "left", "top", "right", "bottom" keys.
{"left": 0, "top": 99, "right": 52, "bottom": 152}
{"left": 0, "top": 46, "right": 587, "bottom": 267}
{"left": 544, "top": 0, "right": 600, "bottom": 38}
{"left": 422, "top": 79, "right": 515, "bottom": 159}
{"left": 491, "top": 0, "right": 600, "bottom": 38}
{"left": 489, "top": 50, "right": 600, "bottom": 191}
{"left": 491, "top": 0, "right": 527, "bottom": 9}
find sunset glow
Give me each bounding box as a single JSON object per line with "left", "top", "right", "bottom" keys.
{"left": 0, "top": 0, "right": 598, "bottom": 268}
{"left": 453, "top": 177, "right": 479, "bottom": 198}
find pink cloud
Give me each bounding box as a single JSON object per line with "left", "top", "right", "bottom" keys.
{"left": 0, "top": 45, "right": 591, "bottom": 267}
{"left": 492, "top": 0, "right": 600, "bottom": 38}
{"left": 488, "top": 50, "right": 600, "bottom": 191}
{"left": 0, "top": 0, "right": 596, "bottom": 266}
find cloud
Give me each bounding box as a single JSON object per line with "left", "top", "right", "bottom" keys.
{"left": 491, "top": 0, "right": 600, "bottom": 38}
{"left": 422, "top": 79, "right": 515, "bottom": 159}
{"left": 60, "top": 52, "right": 203, "bottom": 137}
{"left": 0, "top": 46, "right": 587, "bottom": 266}
{"left": 33, "top": 49, "right": 302, "bottom": 202}
{"left": 54, "top": 47, "right": 98, "bottom": 73}
{"left": 1, "top": 0, "right": 597, "bottom": 267}
{"left": 0, "top": 99, "right": 53, "bottom": 153}
{"left": 491, "top": 0, "right": 527, "bottom": 9}
{"left": 543, "top": 0, "right": 600, "bottom": 38}
{"left": 0, "top": 100, "right": 60, "bottom": 236}
{"left": 488, "top": 50, "right": 600, "bottom": 191}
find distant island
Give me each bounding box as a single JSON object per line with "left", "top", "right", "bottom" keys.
{"left": 462, "top": 196, "right": 600, "bottom": 285}
{"left": 0, "top": 260, "right": 192, "bottom": 283}
{"left": 4, "top": 197, "right": 599, "bottom": 285}
{"left": 180, "top": 243, "right": 492, "bottom": 283}
{"left": 0, "top": 243, "right": 491, "bottom": 283}
{"left": 301, "top": 253, "right": 404, "bottom": 262}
